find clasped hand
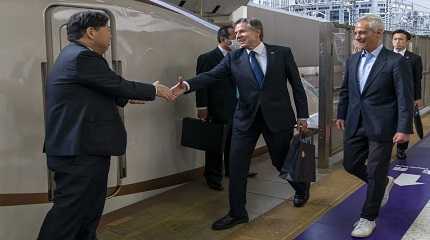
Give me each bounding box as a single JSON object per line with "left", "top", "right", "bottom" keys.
{"left": 170, "top": 76, "right": 188, "bottom": 100}
{"left": 153, "top": 81, "right": 175, "bottom": 101}
{"left": 129, "top": 78, "right": 187, "bottom": 103}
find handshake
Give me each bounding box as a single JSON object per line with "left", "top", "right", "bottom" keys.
{"left": 154, "top": 77, "right": 189, "bottom": 101}
{"left": 129, "top": 77, "right": 188, "bottom": 104}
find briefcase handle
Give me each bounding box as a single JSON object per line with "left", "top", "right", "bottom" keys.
{"left": 294, "top": 124, "right": 315, "bottom": 144}
{"left": 294, "top": 124, "right": 309, "bottom": 138}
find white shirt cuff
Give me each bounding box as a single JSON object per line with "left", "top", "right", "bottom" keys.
{"left": 183, "top": 81, "right": 191, "bottom": 91}
{"left": 152, "top": 83, "right": 158, "bottom": 95}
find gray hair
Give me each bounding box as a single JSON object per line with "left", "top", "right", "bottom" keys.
{"left": 234, "top": 18, "right": 264, "bottom": 40}
{"left": 356, "top": 15, "right": 385, "bottom": 32}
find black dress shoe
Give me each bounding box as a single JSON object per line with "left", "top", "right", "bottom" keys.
{"left": 293, "top": 183, "right": 310, "bottom": 207}
{"left": 397, "top": 150, "right": 407, "bottom": 160}
{"left": 212, "top": 214, "right": 249, "bottom": 230}
{"left": 293, "top": 194, "right": 309, "bottom": 207}
{"left": 207, "top": 181, "right": 224, "bottom": 191}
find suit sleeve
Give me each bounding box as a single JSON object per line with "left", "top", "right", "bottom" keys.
{"left": 413, "top": 55, "right": 423, "bottom": 100}
{"left": 195, "top": 54, "right": 209, "bottom": 108}
{"left": 188, "top": 53, "right": 231, "bottom": 92}
{"left": 285, "top": 48, "right": 309, "bottom": 119}
{"left": 77, "top": 50, "right": 156, "bottom": 101}
{"left": 394, "top": 57, "right": 414, "bottom": 134}
{"left": 337, "top": 58, "right": 349, "bottom": 120}
{"left": 115, "top": 97, "right": 128, "bottom": 107}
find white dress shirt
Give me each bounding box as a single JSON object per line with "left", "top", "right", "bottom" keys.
{"left": 393, "top": 48, "right": 406, "bottom": 56}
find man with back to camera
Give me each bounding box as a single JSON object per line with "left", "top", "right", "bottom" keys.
{"left": 195, "top": 25, "right": 256, "bottom": 191}
{"left": 38, "top": 11, "right": 173, "bottom": 240}
{"left": 336, "top": 15, "right": 413, "bottom": 238}
{"left": 171, "top": 18, "right": 310, "bottom": 230}
{"left": 392, "top": 29, "right": 423, "bottom": 160}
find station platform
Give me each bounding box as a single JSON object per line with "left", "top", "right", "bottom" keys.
{"left": 98, "top": 114, "right": 430, "bottom": 240}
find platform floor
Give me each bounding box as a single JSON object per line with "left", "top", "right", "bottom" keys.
{"left": 98, "top": 114, "right": 430, "bottom": 240}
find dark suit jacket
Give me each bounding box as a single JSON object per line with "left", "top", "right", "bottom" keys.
{"left": 404, "top": 50, "right": 423, "bottom": 100}
{"left": 337, "top": 47, "right": 413, "bottom": 141}
{"left": 187, "top": 43, "right": 309, "bottom": 132}
{"left": 195, "top": 47, "right": 236, "bottom": 123}
{"left": 44, "top": 42, "right": 156, "bottom": 157}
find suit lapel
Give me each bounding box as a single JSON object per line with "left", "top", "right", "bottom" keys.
{"left": 236, "top": 49, "right": 259, "bottom": 89}
{"left": 404, "top": 50, "right": 413, "bottom": 61}
{"left": 361, "top": 48, "right": 387, "bottom": 94}
{"left": 350, "top": 53, "right": 361, "bottom": 96}
{"left": 263, "top": 44, "right": 276, "bottom": 89}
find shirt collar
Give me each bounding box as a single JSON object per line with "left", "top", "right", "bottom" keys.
{"left": 362, "top": 44, "right": 383, "bottom": 58}
{"left": 393, "top": 48, "right": 407, "bottom": 56}
{"left": 217, "top": 45, "right": 229, "bottom": 56}
{"left": 246, "top": 42, "right": 265, "bottom": 55}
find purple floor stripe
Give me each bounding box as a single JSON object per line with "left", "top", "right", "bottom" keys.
{"left": 296, "top": 134, "right": 430, "bottom": 240}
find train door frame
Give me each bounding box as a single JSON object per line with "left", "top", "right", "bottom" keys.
{"left": 42, "top": 3, "right": 126, "bottom": 201}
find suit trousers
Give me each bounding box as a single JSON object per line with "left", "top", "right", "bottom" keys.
{"left": 229, "top": 109, "right": 306, "bottom": 217}
{"left": 204, "top": 123, "right": 232, "bottom": 184}
{"left": 38, "top": 154, "right": 110, "bottom": 240}
{"left": 343, "top": 122, "right": 393, "bottom": 221}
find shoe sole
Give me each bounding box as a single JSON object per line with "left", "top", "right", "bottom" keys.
{"left": 212, "top": 218, "right": 249, "bottom": 231}
{"left": 351, "top": 227, "right": 376, "bottom": 238}
{"left": 351, "top": 224, "right": 376, "bottom": 238}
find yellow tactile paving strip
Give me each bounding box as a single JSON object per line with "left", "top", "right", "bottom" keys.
{"left": 98, "top": 114, "right": 430, "bottom": 240}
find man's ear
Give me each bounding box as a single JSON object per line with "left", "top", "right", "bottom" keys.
{"left": 86, "top": 27, "right": 96, "bottom": 40}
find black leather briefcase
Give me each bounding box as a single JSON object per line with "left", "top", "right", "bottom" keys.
{"left": 279, "top": 134, "right": 316, "bottom": 182}
{"left": 181, "top": 117, "right": 227, "bottom": 153}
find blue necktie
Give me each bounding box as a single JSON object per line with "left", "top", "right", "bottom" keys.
{"left": 249, "top": 51, "right": 264, "bottom": 88}
{"left": 358, "top": 52, "right": 372, "bottom": 93}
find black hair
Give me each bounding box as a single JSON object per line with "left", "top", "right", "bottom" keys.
{"left": 217, "top": 26, "right": 233, "bottom": 43}
{"left": 392, "top": 29, "right": 412, "bottom": 40}
{"left": 67, "top": 11, "right": 109, "bottom": 41}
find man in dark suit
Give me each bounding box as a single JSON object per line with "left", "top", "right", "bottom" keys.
{"left": 172, "top": 18, "right": 310, "bottom": 230}
{"left": 196, "top": 26, "right": 256, "bottom": 191}
{"left": 392, "top": 29, "right": 423, "bottom": 160}
{"left": 38, "top": 11, "right": 172, "bottom": 240}
{"left": 336, "top": 16, "right": 413, "bottom": 238}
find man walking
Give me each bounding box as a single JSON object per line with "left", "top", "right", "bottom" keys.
{"left": 336, "top": 16, "right": 413, "bottom": 238}
{"left": 172, "top": 18, "right": 310, "bottom": 230}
